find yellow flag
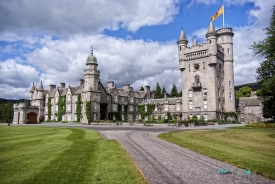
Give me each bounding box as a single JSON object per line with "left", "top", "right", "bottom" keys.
{"left": 210, "top": 5, "right": 224, "bottom": 21}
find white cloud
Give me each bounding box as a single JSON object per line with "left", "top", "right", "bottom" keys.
{"left": 0, "top": 0, "right": 179, "bottom": 36}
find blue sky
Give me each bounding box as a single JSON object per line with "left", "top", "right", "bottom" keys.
{"left": 0, "top": 0, "right": 273, "bottom": 99}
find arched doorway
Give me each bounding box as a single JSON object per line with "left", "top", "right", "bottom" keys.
{"left": 27, "top": 112, "right": 37, "bottom": 124}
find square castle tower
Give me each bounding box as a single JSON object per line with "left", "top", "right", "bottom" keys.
{"left": 178, "top": 22, "right": 235, "bottom": 120}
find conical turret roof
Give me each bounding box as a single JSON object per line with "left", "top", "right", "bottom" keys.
{"left": 178, "top": 29, "right": 187, "bottom": 41}
{"left": 37, "top": 81, "right": 44, "bottom": 91}
{"left": 30, "top": 82, "right": 35, "bottom": 93}
{"left": 207, "top": 21, "right": 216, "bottom": 34}
{"left": 192, "top": 37, "right": 198, "bottom": 46}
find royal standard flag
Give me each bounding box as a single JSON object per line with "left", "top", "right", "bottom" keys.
{"left": 210, "top": 5, "right": 224, "bottom": 21}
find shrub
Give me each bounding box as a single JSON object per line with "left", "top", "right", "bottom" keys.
{"left": 39, "top": 115, "right": 44, "bottom": 123}
{"left": 168, "top": 119, "right": 177, "bottom": 123}
{"left": 227, "top": 120, "right": 241, "bottom": 124}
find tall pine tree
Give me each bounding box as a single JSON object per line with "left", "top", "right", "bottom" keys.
{"left": 251, "top": 5, "right": 275, "bottom": 120}
{"left": 170, "top": 84, "right": 179, "bottom": 97}
{"left": 154, "top": 82, "right": 162, "bottom": 99}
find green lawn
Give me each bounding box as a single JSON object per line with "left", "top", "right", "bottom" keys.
{"left": 0, "top": 126, "right": 147, "bottom": 184}
{"left": 159, "top": 128, "right": 275, "bottom": 179}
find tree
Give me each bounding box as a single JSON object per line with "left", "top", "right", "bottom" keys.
{"left": 178, "top": 91, "right": 182, "bottom": 97}
{"left": 170, "top": 84, "right": 178, "bottom": 98}
{"left": 139, "top": 86, "right": 144, "bottom": 91}
{"left": 161, "top": 87, "right": 166, "bottom": 98}
{"left": 154, "top": 82, "right": 162, "bottom": 99}
{"left": 235, "top": 86, "right": 252, "bottom": 98}
{"left": 251, "top": 5, "right": 275, "bottom": 120}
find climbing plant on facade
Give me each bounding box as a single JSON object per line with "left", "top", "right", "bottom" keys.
{"left": 86, "top": 101, "right": 91, "bottom": 123}
{"left": 76, "top": 94, "right": 82, "bottom": 122}
{"left": 138, "top": 104, "right": 155, "bottom": 120}
{"left": 47, "top": 97, "right": 51, "bottom": 121}
{"left": 224, "top": 111, "right": 238, "bottom": 121}
{"left": 56, "top": 95, "right": 66, "bottom": 122}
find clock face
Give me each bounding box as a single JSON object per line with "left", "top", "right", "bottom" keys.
{"left": 194, "top": 64, "right": 199, "bottom": 70}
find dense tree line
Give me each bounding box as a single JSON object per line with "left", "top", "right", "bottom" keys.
{"left": 0, "top": 102, "right": 13, "bottom": 122}
{"left": 140, "top": 82, "right": 181, "bottom": 99}
{"left": 251, "top": 5, "right": 275, "bottom": 120}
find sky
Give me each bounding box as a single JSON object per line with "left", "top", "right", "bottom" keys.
{"left": 0, "top": 0, "right": 274, "bottom": 99}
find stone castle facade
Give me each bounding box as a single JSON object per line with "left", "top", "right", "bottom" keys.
{"left": 13, "top": 22, "right": 247, "bottom": 124}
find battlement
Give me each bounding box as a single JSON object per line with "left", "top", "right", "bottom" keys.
{"left": 216, "top": 28, "right": 234, "bottom": 36}
{"left": 184, "top": 50, "right": 208, "bottom": 61}
{"left": 184, "top": 43, "right": 208, "bottom": 53}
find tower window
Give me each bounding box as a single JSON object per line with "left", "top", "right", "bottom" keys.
{"left": 209, "top": 40, "right": 211, "bottom": 44}
{"left": 189, "top": 90, "right": 193, "bottom": 97}
{"left": 229, "top": 92, "right": 232, "bottom": 99}
{"left": 189, "top": 101, "right": 193, "bottom": 109}
{"left": 179, "top": 46, "right": 181, "bottom": 51}
{"left": 229, "top": 81, "right": 231, "bottom": 88}
{"left": 204, "top": 100, "right": 208, "bottom": 109}
{"left": 203, "top": 89, "right": 207, "bottom": 96}
{"left": 228, "top": 48, "right": 230, "bottom": 54}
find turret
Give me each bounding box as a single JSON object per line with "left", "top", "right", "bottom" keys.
{"left": 192, "top": 37, "right": 198, "bottom": 47}
{"left": 84, "top": 47, "right": 100, "bottom": 92}
{"left": 216, "top": 27, "right": 235, "bottom": 112}
{"left": 37, "top": 81, "right": 44, "bottom": 99}
{"left": 178, "top": 29, "right": 188, "bottom": 71}
{"left": 206, "top": 21, "right": 218, "bottom": 65}
{"left": 29, "top": 82, "right": 35, "bottom": 100}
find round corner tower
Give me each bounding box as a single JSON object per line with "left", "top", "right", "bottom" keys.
{"left": 216, "top": 28, "right": 235, "bottom": 112}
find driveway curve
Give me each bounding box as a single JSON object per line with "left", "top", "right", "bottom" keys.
{"left": 99, "top": 127, "right": 275, "bottom": 184}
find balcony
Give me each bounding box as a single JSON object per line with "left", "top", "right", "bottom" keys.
{"left": 192, "top": 82, "right": 202, "bottom": 91}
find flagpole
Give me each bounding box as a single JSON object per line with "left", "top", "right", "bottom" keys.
{"left": 223, "top": 4, "right": 225, "bottom": 28}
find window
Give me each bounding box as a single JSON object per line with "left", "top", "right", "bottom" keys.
{"left": 189, "top": 101, "right": 193, "bottom": 109}
{"left": 176, "top": 104, "right": 180, "bottom": 111}
{"left": 94, "top": 113, "right": 96, "bottom": 121}
{"left": 68, "top": 114, "right": 71, "bottom": 121}
{"left": 203, "top": 89, "right": 207, "bottom": 96}
{"left": 56, "top": 105, "right": 58, "bottom": 111}
{"left": 121, "top": 114, "right": 124, "bottom": 121}
{"left": 204, "top": 114, "right": 208, "bottom": 121}
{"left": 189, "top": 90, "right": 192, "bottom": 97}
{"left": 67, "top": 104, "right": 71, "bottom": 111}
{"left": 136, "top": 106, "right": 138, "bottom": 111}
{"left": 154, "top": 106, "right": 157, "bottom": 112}
{"left": 130, "top": 97, "right": 133, "bottom": 102}
{"left": 204, "top": 100, "right": 207, "bottom": 109}
{"left": 121, "top": 97, "right": 124, "bottom": 102}
{"left": 122, "top": 105, "right": 124, "bottom": 112}
{"left": 136, "top": 99, "right": 138, "bottom": 103}
{"left": 209, "top": 40, "right": 211, "bottom": 44}
{"left": 145, "top": 105, "right": 147, "bottom": 112}
{"left": 195, "top": 75, "right": 200, "bottom": 84}
{"left": 45, "top": 107, "right": 47, "bottom": 112}
{"left": 113, "top": 104, "right": 117, "bottom": 111}
{"left": 165, "top": 105, "right": 169, "bottom": 111}
{"left": 189, "top": 114, "right": 193, "bottom": 119}
{"left": 179, "top": 46, "right": 181, "bottom": 51}
{"left": 229, "top": 81, "right": 231, "bottom": 88}
{"left": 197, "top": 114, "right": 200, "bottom": 119}
{"left": 74, "top": 114, "right": 77, "bottom": 120}
{"left": 228, "top": 48, "right": 230, "bottom": 54}
{"left": 113, "top": 114, "right": 116, "bottom": 121}
{"left": 130, "top": 105, "right": 133, "bottom": 111}
{"left": 67, "top": 94, "right": 70, "bottom": 101}
{"left": 113, "top": 95, "right": 117, "bottom": 101}
{"left": 107, "top": 96, "right": 109, "bottom": 100}
{"left": 229, "top": 92, "right": 232, "bottom": 99}
{"left": 94, "top": 103, "right": 96, "bottom": 110}
{"left": 74, "top": 104, "right": 76, "bottom": 111}
{"left": 56, "top": 96, "right": 58, "bottom": 102}
{"left": 75, "top": 96, "right": 77, "bottom": 101}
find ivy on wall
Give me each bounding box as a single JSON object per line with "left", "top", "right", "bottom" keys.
{"left": 86, "top": 101, "right": 91, "bottom": 123}
{"left": 224, "top": 111, "right": 238, "bottom": 121}
{"left": 47, "top": 97, "right": 51, "bottom": 121}
{"left": 76, "top": 94, "right": 82, "bottom": 122}
{"left": 56, "top": 95, "right": 66, "bottom": 122}
{"left": 138, "top": 104, "right": 155, "bottom": 120}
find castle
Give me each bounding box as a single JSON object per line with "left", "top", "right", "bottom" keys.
{"left": 13, "top": 22, "right": 238, "bottom": 124}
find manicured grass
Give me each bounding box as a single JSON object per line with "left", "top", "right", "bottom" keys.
{"left": 159, "top": 128, "right": 275, "bottom": 179}
{"left": 0, "top": 126, "right": 147, "bottom": 184}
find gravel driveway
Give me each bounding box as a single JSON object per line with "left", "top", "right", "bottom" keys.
{"left": 101, "top": 129, "right": 275, "bottom": 184}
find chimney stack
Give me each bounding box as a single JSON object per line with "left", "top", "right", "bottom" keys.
{"left": 49, "top": 85, "right": 56, "bottom": 92}
{"left": 60, "top": 83, "right": 65, "bottom": 89}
